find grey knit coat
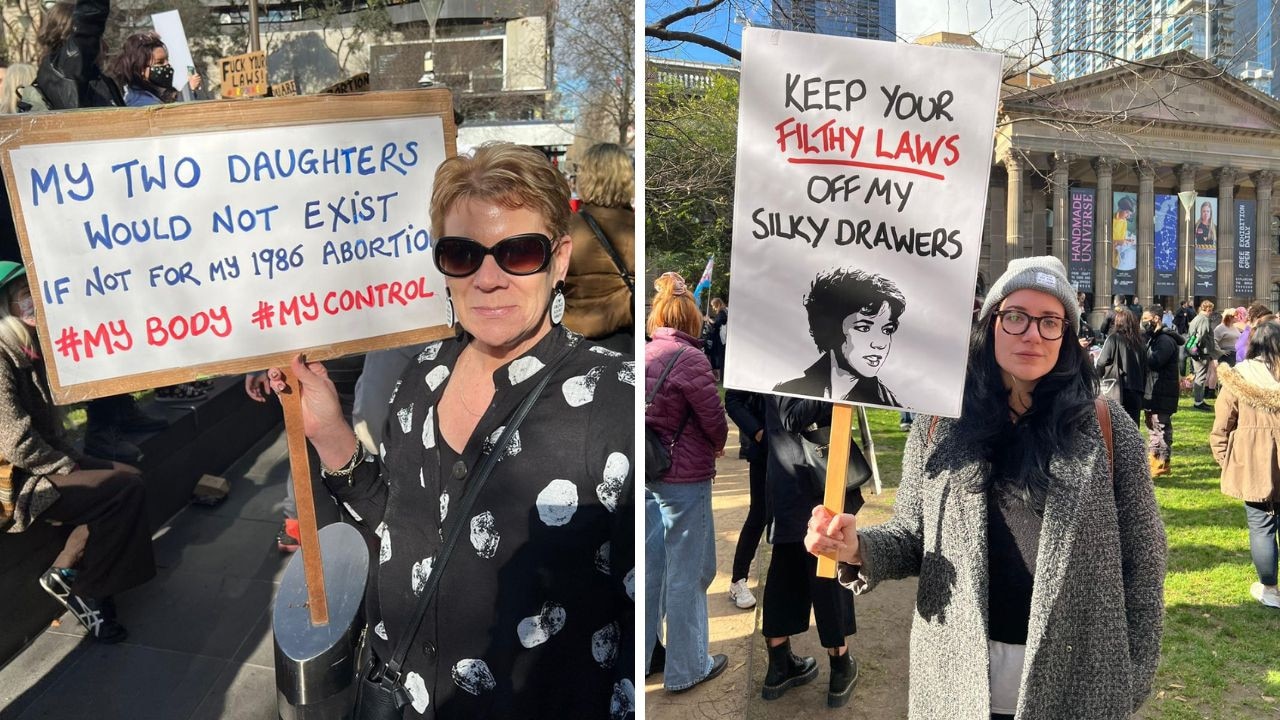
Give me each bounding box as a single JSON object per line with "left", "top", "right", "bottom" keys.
{"left": 848, "top": 399, "right": 1166, "bottom": 719}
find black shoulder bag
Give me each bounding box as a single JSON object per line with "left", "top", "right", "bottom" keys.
{"left": 355, "top": 352, "right": 567, "bottom": 720}
{"left": 645, "top": 348, "right": 689, "bottom": 484}
{"left": 580, "top": 210, "right": 635, "bottom": 301}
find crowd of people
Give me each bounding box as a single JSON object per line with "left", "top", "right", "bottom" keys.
{"left": 645, "top": 256, "right": 1280, "bottom": 717}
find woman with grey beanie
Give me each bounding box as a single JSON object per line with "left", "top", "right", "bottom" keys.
{"left": 805, "top": 256, "right": 1166, "bottom": 719}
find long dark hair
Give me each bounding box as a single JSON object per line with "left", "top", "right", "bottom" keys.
{"left": 1112, "top": 309, "right": 1143, "bottom": 355}
{"left": 955, "top": 309, "right": 1098, "bottom": 514}
{"left": 37, "top": 2, "right": 74, "bottom": 60}
{"left": 1246, "top": 320, "right": 1280, "bottom": 378}
{"left": 108, "top": 32, "right": 173, "bottom": 100}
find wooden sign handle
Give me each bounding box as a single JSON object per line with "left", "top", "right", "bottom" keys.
{"left": 817, "top": 403, "right": 855, "bottom": 579}
{"left": 277, "top": 367, "right": 329, "bottom": 626}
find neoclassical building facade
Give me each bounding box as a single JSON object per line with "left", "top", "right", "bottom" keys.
{"left": 984, "top": 51, "right": 1280, "bottom": 323}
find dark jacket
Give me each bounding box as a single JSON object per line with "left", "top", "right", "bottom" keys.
{"left": 1095, "top": 333, "right": 1146, "bottom": 394}
{"left": 1143, "top": 327, "right": 1182, "bottom": 415}
{"left": 34, "top": 0, "right": 123, "bottom": 111}
{"left": 724, "top": 389, "right": 766, "bottom": 463}
{"left": 764, "top": 395, "right": 829, "bottom": 544}
{"left": 775, "top": 354, "right": 901, "bottom": 408}
{"left": 644, "top": 328, "right": 727, "bottom": 483}
{"left": 1173, "top": 306, "right": 1195, "bottom": 335}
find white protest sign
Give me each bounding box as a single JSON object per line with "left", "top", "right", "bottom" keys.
{"left": 3, "top": 94, "right": 455, "bottom": 403}
{"left": 724, "top": 28, "right": 1001, "bottom": 417}
{"left": 151, "top": 10, "right": 195, "bottom": 91}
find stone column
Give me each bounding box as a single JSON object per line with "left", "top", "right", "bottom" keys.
{"left": 1093, "top": 157, "right": 1114, "bottom": 322}
{"left": 1004, "top": 151, "right": 1025, "bottom": 265}
{"left": 1255, "top": 171, "right": 1274, "bottom": 304}
{"left": 1137, "top": 161, "right": 1155, "bottom": 305}
{"left": 1051, "top": 152, "right": 1071, "bottom": 267}
{"left": 1177, "top": 164, "right": 1198, "bottom": 302}
{"left": 1217, "top": 167, "right": 1238, "bottom": 306}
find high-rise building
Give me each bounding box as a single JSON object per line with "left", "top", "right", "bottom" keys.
{"left": 771, "top": 0, "right": 896, "bottom": 42}
{"left": 1051, "top": 0, "right": 1235, "bottom": 81}
{"left": 1232, "top": 0, "right": 1280, "bottom": 97}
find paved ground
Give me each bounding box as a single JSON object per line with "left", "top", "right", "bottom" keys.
{"left": 645, "top": 425, "right": 915, "bottom": 720}
{"left": 0, "top": 427, "right": 299, "bottom": 720}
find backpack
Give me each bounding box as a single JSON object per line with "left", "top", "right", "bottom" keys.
{"left": 645, "top": 348, "right": 689, "bottom": 483}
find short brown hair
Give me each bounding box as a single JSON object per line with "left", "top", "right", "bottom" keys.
{"left": 647, "top": 272, "right": 702, "bottom": 338}
{"left": 430, "top": 143, "right": 571, "bottom": 239}
{"left": 1199, "top": 300, "right": 1215, "bottom": 312}
{"left": 575, "top": 143, "right": 633, "bottom": 208}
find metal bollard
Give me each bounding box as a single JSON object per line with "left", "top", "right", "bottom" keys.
{"left": 274, "top": 522, "right": 369, "bottom": 720}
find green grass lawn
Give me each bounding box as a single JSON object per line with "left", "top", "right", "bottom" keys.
{"left": 853, "top": 401, "right": 1279, "bottom": 719}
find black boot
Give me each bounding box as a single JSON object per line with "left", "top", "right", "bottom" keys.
{"left": 646, "top": 640, "right": 665, "bottom": 678}
{"left": 827, "top": 650, "right": 858, "bottom": 708}
{"left": 761, "top": 639, "right": 818, "bottom": 700}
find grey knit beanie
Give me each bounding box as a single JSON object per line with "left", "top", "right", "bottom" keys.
{"left": 978, "top": 256, "right": 1080, "bottom": 328}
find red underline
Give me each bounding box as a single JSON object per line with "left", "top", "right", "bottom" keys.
{"left": 786, "top": 157, "right": 946, "bottom": 181}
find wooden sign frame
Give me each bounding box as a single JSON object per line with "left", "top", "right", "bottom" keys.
{"left": 0, "top": 88, "right": 459, "bottom": 404}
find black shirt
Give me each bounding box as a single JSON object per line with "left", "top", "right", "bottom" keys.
{"left": 987, "top": 489, "right": 1043, "bottom": 645}
{"left": 326, "top": 327, "right": 635, "bottom": 719}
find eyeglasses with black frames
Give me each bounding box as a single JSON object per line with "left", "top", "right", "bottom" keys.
{"left": 433, "top": 233, "right": 554, "bottom": 278}
{"left": 995, "top": 309, "right": 1065, "bottom": 341}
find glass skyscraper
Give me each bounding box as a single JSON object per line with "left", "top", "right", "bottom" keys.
{"left": 771, "top": 0, "right": 896, "bottom": 42}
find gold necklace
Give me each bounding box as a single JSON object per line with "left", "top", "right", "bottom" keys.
{"left": 453, "top": 350, "right": 490, "bottom": 417}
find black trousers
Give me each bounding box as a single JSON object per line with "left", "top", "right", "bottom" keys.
{"left": 43, "top": 468, "right": 156, "bottom": 598}
{"left": 761, "top": 542, "right": 855, "bottom": 648}
{"left": 731, "top": 456, "right": 768, "bottom": 581}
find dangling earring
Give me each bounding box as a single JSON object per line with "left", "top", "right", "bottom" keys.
{"left": 444, "top": 288, "right": 455, "bottom": 328}
{"left": 549, "top": 281, "right": 566, "bottom": 326}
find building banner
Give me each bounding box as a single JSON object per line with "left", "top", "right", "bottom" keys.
{"left": 1153, "top": 194, "right": 1179, "bottom": 296}
{"left": 1067, "top": 188, "right": 1094, "bottom": 292}
{"left": 1111, "top": 191, "right": 1137, "bottom": 295}
{"left": 1236, "top": 199, "right": 1256, "bottom": 298}
{"left": 1193, "top": 196, "right": 1218, "bottom": 295}
{"left": 724, "top": 28, "right": 1002, "bottom": 417}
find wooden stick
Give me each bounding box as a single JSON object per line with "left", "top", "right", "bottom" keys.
{"left": 277, "top": 367, "right": 329, "bottom": 626}
{"left": 817, "top": 403, "right": 855, "bottom": 579}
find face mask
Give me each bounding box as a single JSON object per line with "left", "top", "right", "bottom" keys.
{"left": 148, "top": 64, "right": 175, "bottom": 89}
{"left": 14, "top": 295, "right": 34, "bottom": 324}
{"left": 1141, "top": 321, "right": 1154, "bottom": 333}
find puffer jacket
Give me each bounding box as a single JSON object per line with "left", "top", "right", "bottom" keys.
{"left": 644, "top": 328, "right": 726, "bottom": 483}
{"left": 0, "top": 342, "right": 81, "bottom": 532}
{"left": 1210, "top": 361, "right": 1280, "bottom": 502}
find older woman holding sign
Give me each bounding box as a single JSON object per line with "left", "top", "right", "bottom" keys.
{"left": 805, "top": 257, "right": 1166, "bottom": 720}
{"left": 273, "top": 143, "right": 634, "bottom": 719}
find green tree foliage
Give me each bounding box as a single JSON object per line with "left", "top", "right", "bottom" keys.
{"left": 646, "top": 73, "right": 738, "bottom": 298}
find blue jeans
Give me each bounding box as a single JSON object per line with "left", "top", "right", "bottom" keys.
{"left": 646, "top": 481, "right": 716, "bottom": 690}
{"left": 1245, "top": 501, "right": 1279, "bottom": 586}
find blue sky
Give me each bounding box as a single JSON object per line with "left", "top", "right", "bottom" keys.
{"left": 646, "top": 0, "right": 1030, "bottom": 63}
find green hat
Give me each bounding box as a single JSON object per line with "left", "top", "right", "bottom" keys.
{"left": 0, "top": 261, "right": 25, "bottom": 294}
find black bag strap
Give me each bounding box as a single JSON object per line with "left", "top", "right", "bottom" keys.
{"left": 378, "top": 350, "right": 569, "bottom": 691}
{"left": 646, "top": 348, "right": 685, "bottom": 404}
{"left": 646, "top": 347, "right": 691, "bottom": 446}
{"left": 580, "top": 210, "right": 635, "bottom": 295}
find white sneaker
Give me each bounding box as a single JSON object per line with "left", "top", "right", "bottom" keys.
{"left": 1250, "top": 582, "right": 1280, "bottom": 609}
{"left": 729, "top": 579, "right": 757, "bottom": 609}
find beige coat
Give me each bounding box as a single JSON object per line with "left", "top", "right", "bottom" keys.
{"left": 1210, "top": 361, "right": 1280, "bottom": 502}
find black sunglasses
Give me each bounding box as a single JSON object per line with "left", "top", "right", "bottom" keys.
{"left": 433, "top": 234, "right": 554, "bottom": 278}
